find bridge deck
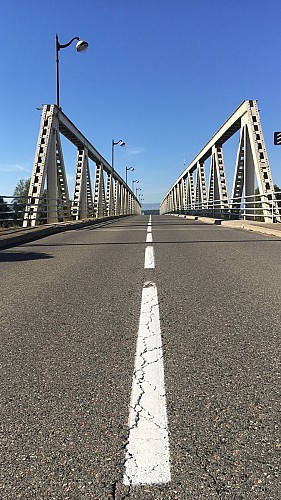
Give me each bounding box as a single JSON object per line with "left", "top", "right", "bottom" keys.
{"left": 1, "top": 216, "right": 280, "bottom": 498}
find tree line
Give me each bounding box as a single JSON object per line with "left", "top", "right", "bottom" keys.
{"left": 0, "top": 178, "right": 47, "bottom": 227}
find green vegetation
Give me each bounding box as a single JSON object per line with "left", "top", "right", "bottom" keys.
{"left": 12, "top": 178, "right": 30, "bottom": 223}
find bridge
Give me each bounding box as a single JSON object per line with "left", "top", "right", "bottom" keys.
{"left": 0, "top": 102, "right": 280, "bottom": 498}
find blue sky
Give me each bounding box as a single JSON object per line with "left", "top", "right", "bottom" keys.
{"left": 1, "top": 0, "right": 281, "bottom": 203}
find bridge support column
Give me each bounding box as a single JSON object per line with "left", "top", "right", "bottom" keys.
{"left": 94, "top": 163, "right": 105, "bottom": 218}
{"left": 114, "top": 179, "right": 120, "bottom": 215}
{"left": 106, "top": 172, "right": 114, "bottom": 216}
{"left": 23, "top": 104, "right": 71, "bottom": 227}
{"left": 72, "top": 148, "right": 92, "bottom": 220}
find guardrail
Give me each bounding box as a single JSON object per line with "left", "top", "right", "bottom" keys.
{"left": 0, "top": 193, "right": 136, "bottom": 228}
{"left": 167, "top": 190, "right": 281, "bottom": 223}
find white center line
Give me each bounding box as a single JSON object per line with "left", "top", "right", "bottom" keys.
{"left": 146, "top": 232, "right": 153, "bottom": 243}
{"left": 144, "top": 246, "right": 155, "bottom": 268}
{"left": 123, "top": 282, "right": 171, "bottom": 486}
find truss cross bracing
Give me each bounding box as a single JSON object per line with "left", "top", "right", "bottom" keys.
{"left": 160, "top": 100, "right": 280, "bottom": 222}
{"left": 23, "top": 105, "right": 141, "bottom": 227}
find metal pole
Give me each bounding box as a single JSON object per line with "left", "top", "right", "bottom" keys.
{"left": 55, "top": 34, "right": 60, "bottom": 108}
{"left": 112, "top": 140, "right": 114, "bottom": 170}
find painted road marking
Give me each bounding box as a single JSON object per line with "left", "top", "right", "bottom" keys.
{"left": 144, "top": 246, "right": 155, "bottom": 268}
{"left": 123, "top": 282, "right": 171, "bottom": 486}
{"left": 146, "top": 232, "right": 153, "bottom": 243}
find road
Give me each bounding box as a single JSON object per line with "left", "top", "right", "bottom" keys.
{"left": 0, "top": 215, "right": 280, "bottom": 499}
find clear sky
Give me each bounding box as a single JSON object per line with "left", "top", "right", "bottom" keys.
{"left": 1, "top": 0, "right": 281, "bottom": 204}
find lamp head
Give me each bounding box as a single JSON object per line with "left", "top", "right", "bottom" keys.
{"left": 119, "top": 140, "right": 125, "bottom": 147}
{"left": 76, "top": 40, "right": 88, "bottom": 53}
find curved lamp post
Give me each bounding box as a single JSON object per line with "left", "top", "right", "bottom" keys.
{"left": 132, "top": 179, "right": 139, "bottom": 193}
{"left": 136, "top": 187, "right": 142, "bottom": 199}
{"left": 55, "top": 34, "right": 88, "bottom": 108}
{"left": 112, "top": 139, "right": 125, "bottom": 171}
{"left": 126, "top": 166, "right": 134, "bottom": 185}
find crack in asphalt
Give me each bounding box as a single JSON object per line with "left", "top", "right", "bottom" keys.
{"left": 123, "top": 287, "right": 168, "bottom": 488}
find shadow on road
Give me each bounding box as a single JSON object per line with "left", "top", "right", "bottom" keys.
{"left": 22, "top": 239, "right": 281, "bottom": 248}
{"left": 0, "top": 251, "right": 54, "bottom": 262}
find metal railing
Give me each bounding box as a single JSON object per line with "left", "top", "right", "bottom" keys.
{"left": 168, "top": 191, "right": 281, "bottom": 223}
{"left": 0, "top": 194, "right": 135, "bottom": 228}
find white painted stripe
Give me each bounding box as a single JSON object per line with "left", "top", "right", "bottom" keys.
{"left": 144, "top": 246, "right": 155, "bottom": 268}
{"left": 149, "top": 215, "right": 152, "bottom": 223}
{"left": 147, "top": 225, "right": 152, "bottom": 233}
{"left": 124, "top": 282, "right": 171, "bottom": 486}
{"left": 146, "top": 232, "right": 153, "bottom": 243}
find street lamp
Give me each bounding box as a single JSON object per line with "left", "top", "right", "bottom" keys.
{"left": 112, "top": 139, "right": 125, "bottom": 171}
{"left": 126, "top": 166, "right": 134, "bottom": 185}
{"left": 136, "top": 187, "right": 142, "bottom": 198}
{"left": 132, "top": 179, "right": 139, "bottom": 193}
{"left": 55, "top": 34, "right": 88, "bottom": 109}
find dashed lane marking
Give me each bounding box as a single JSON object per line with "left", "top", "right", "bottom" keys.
{"left": 123, "top": 282, "right": 171, "bottom": 486}
{"left": 144, "top": 246, "right": 155, "bottom": 268}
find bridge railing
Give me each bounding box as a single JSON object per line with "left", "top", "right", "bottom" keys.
{"left": 167, "top": 190, "right": 281, "bottom": 223}
{"left": 0, "top": 191, "right": 138, "bottom": 228}
{"left": 160, "top": 100, "right": 281, "bottom": 223}
{"left": 21, "top": 104, "right": 141, "bottom": 227}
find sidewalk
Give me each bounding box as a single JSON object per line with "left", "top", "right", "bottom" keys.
{"left": 173, "top": 214, "right": 281, "bottom": 238}
{"left": 1, "top": 215, "right": 281, "bottom": 251}
{"left": 0, "top": 216, "right": 124, "bottom": 250}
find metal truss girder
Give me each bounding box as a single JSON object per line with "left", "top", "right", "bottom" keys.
{"left": 195, "top": 162, "right": 207, "bottom": 208}
{"left": 187, "top": 171, "right": 195, "bottom": 209}
{"left": 23, "top": 106, "right": 56, "bottom": 226}
{"left": 161, "top": 100, "right": 280, "bottom": 221}
{"left": 114, "top": 179, "right": 121, "bottom": 215}
{"left": 230, "top": 129, "right": 245, "bottom": 212}
{"left": 207, "top": 146, "right": 228, "bottom": 210}
{"left": 94, "top": 163, "right": 105, "bottom": 218}
{"left": 24, "top": 104, "right": 140, "bottom": 226}
{"left": 106, "top": 173, "right": 114, "bottom": 216}
{"left": 55, "top": 131, "right": 71, "bottom": 220}
{"left": 181, "top": 178, "right": 187, "bottom": 210}
{"left": 72, "top": 148, "right": 91, "bottom": 220}
{"left": 244, "top": 101, "right": 280, "bottom": 220}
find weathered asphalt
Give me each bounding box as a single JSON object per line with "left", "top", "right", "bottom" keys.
{"left": 0, "top": 215, "right": 280, "bottom": 499}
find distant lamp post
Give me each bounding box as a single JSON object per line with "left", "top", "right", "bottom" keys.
{"left": 136, "top": 187, "right": 142, "bottom": 198}
{"left": 126, "top": 166, "right": 134, "bottom": 185}
{"left": 112, "top": 139, "right": 125, "bottom": 171}
{"left": 55, "top": 34, "right": 88, "bottom": 109}
{"left": 132, "top": 179, "right": 139, "bottom": 193}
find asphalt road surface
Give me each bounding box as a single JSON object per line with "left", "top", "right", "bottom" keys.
{"left": 1, "top": 215, "right": 280, "bottom": 499}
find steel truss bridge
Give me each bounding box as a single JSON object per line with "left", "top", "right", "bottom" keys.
{"left": 23, "top": 104, "right": 141, "bottom": 227}
{"left": 160, "top": 100, "right": 280, "bottom": 222}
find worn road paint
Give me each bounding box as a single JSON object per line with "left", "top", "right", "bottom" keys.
{"left": 146, "top": 232, "right": 153, "bottom": 243}
{"left": 123, "top": 282, "right": 171, "bottom": 486}
{"left": 144, "top": 246, "right": 155, "bottom": 268}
